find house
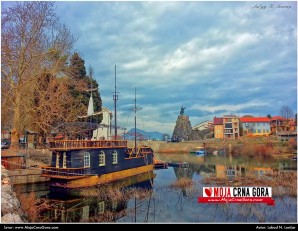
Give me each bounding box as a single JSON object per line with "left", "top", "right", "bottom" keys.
{"left": 240, "top": 117, "right": 271, "bottom": 137}
{"left": 223, "top": 115, "right": 239, "bottom": 139}
{"left": 213, "top": 117, "right": 223, "bottom": 139}
{"left": 192, "top": 120, "right": 213, "bottom": 131}
{"left": 92, "top": 107, "right": 113, "bottom": 140}
{"left": 269, "top": 116, "right": 297, "bottom": 141}
{"left": 270, "top": 116, "right": 287, "bottom": 135}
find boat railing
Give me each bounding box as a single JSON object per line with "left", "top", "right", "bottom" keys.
{"left": 49, "top": 140, "right": 128, "bottom": 150}
{"left": 41, "top": 166, "right": 87, "bottom": 179}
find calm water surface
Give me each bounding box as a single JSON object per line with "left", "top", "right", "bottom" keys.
{"left": 15, "top": 154, "right": 297, "bottom": 223}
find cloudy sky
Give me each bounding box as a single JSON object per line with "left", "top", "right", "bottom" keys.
{"left": 4, "top": 1, "right": 297, "bottom": 135}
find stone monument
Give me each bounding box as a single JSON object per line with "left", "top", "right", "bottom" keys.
{"left": 172, "top": 106, "right": 192, "bottom": 142}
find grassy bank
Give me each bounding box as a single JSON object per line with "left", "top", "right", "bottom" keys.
{"left": 130, "top": 136, "right": 297, "bottom": 157}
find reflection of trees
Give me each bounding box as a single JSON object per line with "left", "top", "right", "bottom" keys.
{"left": 196, "top": 164, "right": 216, "bottom": 174}
{"left": 172, "top": 164, "right": 196, "bottom": 199}
{"left": 173, "top": 164, "right": 195, "bottom": 180}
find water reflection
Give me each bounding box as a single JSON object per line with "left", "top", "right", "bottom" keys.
{"left": 14, "top": 154, "right": 297, "bottom": 223}
{"left": 17, "top": 172, "right": 154, "bottom": 222}
{"left": 155, "top": 153, "right": 297, "bottom": 183}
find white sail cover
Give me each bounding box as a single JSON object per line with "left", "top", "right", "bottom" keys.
{"left": 87, "top": 94, "right": 94, "bottom": 116}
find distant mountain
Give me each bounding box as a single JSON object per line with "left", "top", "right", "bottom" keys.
{"left": 124, "top": 128, "right": 166, "bottom": 141}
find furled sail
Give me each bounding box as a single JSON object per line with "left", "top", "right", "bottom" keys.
{"left": 87, "top": 94, "right": 94, "bottom": 116}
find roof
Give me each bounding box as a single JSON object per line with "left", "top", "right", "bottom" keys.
{"left": 271, "top": 116, "right": 287, "bottom": 121}
{"left": 213, "top": 117, "right": 223, "bottom": 125}
{"left": 240, "top": 117, "right": 271, "bottom": 123}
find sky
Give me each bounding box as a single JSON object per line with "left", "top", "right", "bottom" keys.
{"left": 3, "top": 1, "right": 297, "bottom": 135}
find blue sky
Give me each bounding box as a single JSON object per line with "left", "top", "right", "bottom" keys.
{"left": 3, "top": 1, "right": 297, "bottom": 135}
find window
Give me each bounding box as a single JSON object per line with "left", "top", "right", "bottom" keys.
{"left": 56, "top": 153, "right": 60, "bottom": 168}
{"left": 112, "top": 150, "right": 118, "bottom": 164}
{"left": 98, "top": 201, "right": 105, "bottom": 214}
{"left": 99, "top": 151, "right": 105, "bottom": 166}
{"left": 225, "top": 123, "right": 232, "bottom": 128}
{"left": 112, "top": 201, "right": 118, "bottom": 211}
{"left": 63, "top": 152, "right": 67, "bottom": 168}
{"left": 82, "top": 206, "right": 90, "bottom": 220}
{"left": 84, "top": 152, "right": 90, "bottom": 167}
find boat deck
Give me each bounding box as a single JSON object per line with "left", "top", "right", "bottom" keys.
{"left": 49, "top": 140, "right": 127, "bottom": 151}
{"left": 41, "top": 166, "right": 88, "bottom": 179}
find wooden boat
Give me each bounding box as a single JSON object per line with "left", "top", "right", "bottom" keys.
{"left": 41, "top": 140, "right": 154, "bottom": 188}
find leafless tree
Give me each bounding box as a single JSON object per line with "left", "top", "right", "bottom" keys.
{"left": 1, "top": 2, "right": 76, "bottom": 142}
{"left": 280, "top": 106, "right": 294, "bottom": 119}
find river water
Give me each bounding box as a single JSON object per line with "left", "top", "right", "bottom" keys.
{"left": 14, "top": 153, "right": 297, "bottom": 223}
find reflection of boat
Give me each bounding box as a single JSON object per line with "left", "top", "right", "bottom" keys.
{"left": 168, "top": 162, "right": 189, "bottom": 168}
{"left": 43, "top": 173, "right": 154, "bottom": 222}
{"left": 153, "top": 157, "right": 168, "bottom": 169}
{"left": 41, "top": 70, "right": 154, "bottom": 189}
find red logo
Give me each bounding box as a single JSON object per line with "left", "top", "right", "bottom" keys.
{"left": 205, "top": 187, "right": 212, "bottom": 197}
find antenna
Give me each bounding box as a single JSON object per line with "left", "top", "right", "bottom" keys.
{"left": 113, "top": 65, "right": 119, "bottom": 139}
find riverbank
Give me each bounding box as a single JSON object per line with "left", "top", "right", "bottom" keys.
{"left": 129, "top": 136, "right": 296, "bottom": 157}
{"left": 1, "top": 165, "right": 26, "bottom": 223}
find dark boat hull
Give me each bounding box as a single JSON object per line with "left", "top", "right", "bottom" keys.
{"left": 48, "top": 164, "right": 154, "bottom": 188}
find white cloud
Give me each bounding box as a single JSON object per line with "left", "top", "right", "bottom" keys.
{"left": 190, "top": 100, "right": 270, "bottom": 114}
{"left": 52, "top": 1, "right": 297, "bottom": 135}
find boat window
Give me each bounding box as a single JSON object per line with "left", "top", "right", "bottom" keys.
{"left": 84, "top": 152, "right": 90, "bottom": 167}
{"left": 98, "top": 201, "right": 105, "bottom": 214}
{"left": 112, "top": 150, "right": 118, "bottom": 164}
{"left": 55, "top": 153, "right": 60, "bottom": 168}
{"left": 62, "top": 152, "right": 67, "bottom": 168}
{"left": 99, "top": 151, "right": 105, "bottom": 166}
{"left": 82, "top": 206, "right": 90, "bottom": 220}
{"left": 112, "top": 201, "right": 118, "bottom": 211}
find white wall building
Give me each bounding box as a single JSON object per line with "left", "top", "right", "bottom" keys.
{"left": 192, "top": 120, "right": 213, "bottom": 131}
{"left": 92, "top": 107, "right": 113, "bottom": 140}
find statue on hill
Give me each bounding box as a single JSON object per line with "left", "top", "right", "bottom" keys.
{"left": 180, "top": 106, "right": 186, "bottom": 115}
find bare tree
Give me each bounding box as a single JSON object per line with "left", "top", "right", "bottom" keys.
{"left": 280, "top": 106, "right": 294, "bottom": 119}
{"left": 1, "top": 2, "right": 75, "bottom": 142}
{"left": 31, "top": 73, "right": 88, "bottom": 140}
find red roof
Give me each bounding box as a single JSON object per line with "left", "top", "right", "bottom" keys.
{"left": 213, "top": 117, "right": 223, "bottom": 125}
{"left": 240, "top": 117, "right": 271, "bottom": 123}
{"left": 271, "top": 116, "right": 287, "bottom": 121}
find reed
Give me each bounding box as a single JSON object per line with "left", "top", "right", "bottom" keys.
{"left": 17, "top": 192, "right": 48, "bottom": 222}
{"left": 170, "top": 177, "right": 194, "bottom": 188}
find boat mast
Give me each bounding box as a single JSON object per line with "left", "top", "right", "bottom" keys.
{"left": 134, "top": 87, "right": 137, "bottom": 151}
{"left": 113, "top": 65, "right": 118, "bottom": 139}
{"left": 133, "top": 88, "right": 141, "bottom": 152}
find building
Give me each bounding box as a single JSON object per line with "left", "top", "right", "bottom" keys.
{"left": 271, "top": 117, "right": 297, "bottom": 141}
{"left": 240, "top": 117, "right": 271, "bottom": 137}
{"left": 213, "top": 117, "right": 223, "bottom": 139}
{"left": 223, "top": 115, "right": 239, "bottom": 139}
{"left": 270, "top": 116, "right": 287, "bottom": 135}
{"left": 192, "top": 120, "right": 213, "bottom": 131}
{"left": 92, "top": 107, "right": 113, "bottom": 140}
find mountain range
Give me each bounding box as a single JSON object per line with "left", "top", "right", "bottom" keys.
{"left": 124, "top": 128, "right": 168, "bottom": 141}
